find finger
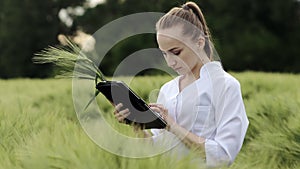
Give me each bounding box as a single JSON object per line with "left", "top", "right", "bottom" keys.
{"left": 148, "top": 103, "right": 156, "bottom": 107}
{"left": 149, "top": 106, "right": 159, "bottom": 111}
{"left": 149, "top": 103, "right": 163, "bottom": 108}
{"left": 154, "top": 104, "right": 166, "bottom": 110}
{"left": 115, "top": 103, "right": 123, "bottom": 110}
{"left": 115, "top": 108, "right": 129, "bottom": 116}
{"left": 151, "top": 105, "right": 167, "bottom": 114}
{"left": 150, "top": 104, "right": 167, "bottom": 113}
{"left": 150, "top": 107, "right": 163, "bottom": 114}
{"left": 114, "top": 103, "right": 123, "bottom": 114}
{"left": 150, "top": 107, "right": 168, "bottom": 120}
{"left": 116, "top": 111, "right": 130, "bottom": 122}
{"left": 118, "top": 111, "right": 130, "bottom": 120}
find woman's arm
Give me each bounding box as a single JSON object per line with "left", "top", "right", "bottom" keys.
{"left": 169, "top": 121, "right": 206, "bottom": 158}
{"left": 149, "top": 104, "right": 206, "bottom": 158}
{"left": 150, "top": 79, "right": 249, "bottom": 167}
{"left": 203, "top": 80, "right": 248, "bottom": 166}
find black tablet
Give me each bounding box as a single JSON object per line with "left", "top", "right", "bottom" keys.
{"left": 96, "top": 81, "right": 167, "bottom": 129}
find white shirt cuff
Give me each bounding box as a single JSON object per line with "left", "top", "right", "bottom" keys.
{"left": 205, "top": 139, "right": 231, "bottom": 167}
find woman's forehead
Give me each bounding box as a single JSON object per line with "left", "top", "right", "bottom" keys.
{"left": 157, "top": 26, "right": 194, "bottom": 50}
{"left": 157, "top": 34, "right": 182, "bottom": 50}
{"left": 157, "top": 25, "right": 183, "bottom": 39}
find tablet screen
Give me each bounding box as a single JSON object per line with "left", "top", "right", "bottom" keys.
{"left": 96, "top": 81, "right": 166, "bottom": 129}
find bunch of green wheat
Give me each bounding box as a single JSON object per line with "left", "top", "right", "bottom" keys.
{"left": 33, "top": 40, "right": 104, "bottom": 81}
{"left": 33, "top": 40, "right": 105, "bottom": 109}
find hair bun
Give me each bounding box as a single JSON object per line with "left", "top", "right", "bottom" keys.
{"left": 182, "top": 4, "right": 190, "bottom": 10}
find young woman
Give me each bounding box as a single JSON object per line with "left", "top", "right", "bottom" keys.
{"left": 115, "top": 1, "right": 249, "bottom": 167}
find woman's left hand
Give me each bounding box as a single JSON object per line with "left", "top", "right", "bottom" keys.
{"left": 149, "top": 103, "right": 175, "bottom": 130}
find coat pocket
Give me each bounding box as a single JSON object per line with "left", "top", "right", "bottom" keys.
{"left": 194, "top": 106, "right": 211, "bottom": 129}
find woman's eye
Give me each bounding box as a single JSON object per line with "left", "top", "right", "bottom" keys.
{"left": 173, "top": 50, "right": 181, "bottom": 56}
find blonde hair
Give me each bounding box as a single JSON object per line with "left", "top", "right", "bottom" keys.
{"left": 156, "top": 1, "right": 213, "bottom": 59}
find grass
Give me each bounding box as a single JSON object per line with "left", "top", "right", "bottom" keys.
{"left": 0, "top": 72, "right": 299, "bottom": 169}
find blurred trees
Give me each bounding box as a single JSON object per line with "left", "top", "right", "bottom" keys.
{"left": 0, "top": 0, "right": 299, "bottom": 78}
{"left": 72, "top": 0, "right": 180, "bottom": 76}
{"left": 202, "top": 0, "right": 300, "bottom": 72}
{"left": 0, "top": 0, "right": 84, "bottom": 78}
{"left": 74, "top": 0, "right": 300, "bottom": 75}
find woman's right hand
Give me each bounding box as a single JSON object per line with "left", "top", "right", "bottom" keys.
{"left": 149, "top": 103, "right": 175, "bottom": 131}
{"left": 113, "top": 103, "right": 131, "bottom": 123}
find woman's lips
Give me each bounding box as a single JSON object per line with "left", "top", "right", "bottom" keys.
{"left": 174, "top": 67, "right": 182, "bottom": 71}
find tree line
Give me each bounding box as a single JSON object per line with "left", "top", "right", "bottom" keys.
{"left": 0, "top": 0, "right": 299, "bottom": 78}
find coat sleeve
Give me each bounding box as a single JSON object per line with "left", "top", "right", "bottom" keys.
{"left": 205, "top": 79, "right": 249, "bottom": 167}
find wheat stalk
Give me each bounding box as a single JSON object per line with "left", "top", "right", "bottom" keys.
{"left": 33, "top": 40, "right": 105, "bottom": 110}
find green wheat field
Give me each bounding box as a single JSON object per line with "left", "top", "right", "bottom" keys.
{"left": 1, "top": 72, "right": 299, "bottom": 169}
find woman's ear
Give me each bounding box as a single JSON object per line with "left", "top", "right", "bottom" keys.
{"left": 197, "top": 37, "right": 205, "bottom": 49}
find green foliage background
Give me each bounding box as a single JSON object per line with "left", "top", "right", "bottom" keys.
{"left": 0, "top": 0, "right": 85, "bottom": 78}
{"left": 1, "top": 0, "right": 300, "bottom": 78}
{"left": 0, "top": 73, "right": 299, "bottom": 169}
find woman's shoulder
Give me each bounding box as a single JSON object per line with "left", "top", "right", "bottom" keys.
{"left": 224, "top": 72, "right": 240, "bottom": 86}
{"left": 204, "top": 61, "right": 241, "bottom": 89}
{"left": 223, "top": 72, "right": 242, "bottom": 93}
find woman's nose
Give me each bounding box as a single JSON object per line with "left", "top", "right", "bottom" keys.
{"left": 165, "top": 55, "right": 177, "bottom": 67}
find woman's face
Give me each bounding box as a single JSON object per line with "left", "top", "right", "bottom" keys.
{"left": 157, "top": 25, "right": 205, "bottom": 76}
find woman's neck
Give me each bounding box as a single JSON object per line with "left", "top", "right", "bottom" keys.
{"left": 179, "top": 63, "right": 203, "bottom": 92}
{"left": 187, "top": 62, "right": 202, "bottom": 79}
